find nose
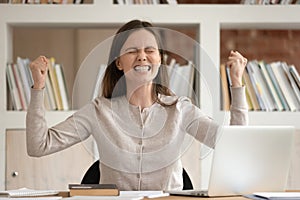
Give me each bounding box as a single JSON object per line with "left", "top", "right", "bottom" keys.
{"left": 137, "top": 50, "right": 147, "bottom": 61}
{"left": 138, "top": 57, "right": 146, "bottom": 61}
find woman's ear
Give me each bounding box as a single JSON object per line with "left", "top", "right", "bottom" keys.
{"left": 116, "top": 58, "right": 123, "bottom": 70}
{"left": 158, "top": 59, "right": 162, "bottom": 67}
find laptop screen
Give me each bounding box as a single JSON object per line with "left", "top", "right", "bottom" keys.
{"left": 207, "top": 125, "right": 294, "bottom": 196}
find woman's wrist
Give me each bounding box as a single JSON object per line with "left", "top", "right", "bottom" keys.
{"left": 32, "top": 83, "right": 45, "bottom": 90}
{"left": 230, "top": 78, "right": 242, "bottom": 87}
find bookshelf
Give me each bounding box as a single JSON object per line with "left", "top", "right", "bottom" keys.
{"left": 0, "top": 1, "right": 300, "bottom": 190}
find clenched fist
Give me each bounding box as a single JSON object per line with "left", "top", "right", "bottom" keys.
{"left": 226, "top": 50, "right": 247, "bottom": 87}
{"left": 29, "top": 56, "right": 49, "bottom": 89}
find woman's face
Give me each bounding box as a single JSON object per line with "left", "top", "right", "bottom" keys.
{"left": 117, "top": 29, "right": 161, "bottom": 84}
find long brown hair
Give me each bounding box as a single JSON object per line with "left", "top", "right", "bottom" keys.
{"left": 101, "top": 19, "right": 175, "bottom": 105}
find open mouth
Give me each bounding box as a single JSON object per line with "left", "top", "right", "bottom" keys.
{"left": 134, "top": 65, "right": 151, "bottom": 72}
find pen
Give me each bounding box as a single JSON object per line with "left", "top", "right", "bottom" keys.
{"left": 147, "top": 192, "right": 170, "bottom": 198}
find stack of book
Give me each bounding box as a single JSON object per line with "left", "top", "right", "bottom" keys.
{"left": 6, "top": 57, "right": 70, "bottom": 111}
{"left": 241, "top": 0, "right": 300, "bottom": 4}
{"left": 167, "top": 58, "right": 195, "bottom": 99}
{"left": 221, "top": 60, "right": 300, "bottom": 111}
{"left": 7, "top": 0, "right": 84, "bottom": 4}
{"left": 114, "top": 0, "right": 177, "bottom": 4}
{"left": 68, "top": 184, "right": 119, "bottom": 197}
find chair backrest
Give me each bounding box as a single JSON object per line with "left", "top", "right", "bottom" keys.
{"left": 81, "top": 160, "right": 193, "bottom": 190}
{"left": 81, "top": 160, "right": 100, "bottom": 184}
{"left": 182, "top": 168, "right": 193, "bottom": 190}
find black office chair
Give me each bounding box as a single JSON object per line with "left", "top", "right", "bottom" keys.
{"left": 81, "top": 160, "right": 193, "bottom": 190}
{"left": 182, "top": 167, "right": 193, "bottom": 190}
{"left": 81, "top": 160, "right": 101, "bottom": 184}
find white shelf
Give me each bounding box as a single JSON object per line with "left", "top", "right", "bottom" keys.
{"left": 0, "top": 4, "right": 299, "bottom": 24}
{"left": 2, "top": 111, "right": 75, "bottom": 129}
{"left": 214, "top": 111, "right": 300, "bottom": 129}
{"left": 1, "top": 2, "right": 300, "bottom": 190}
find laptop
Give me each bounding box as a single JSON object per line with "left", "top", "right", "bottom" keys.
{"left": 167, "top": 125, "right": 295, "bottom": 197}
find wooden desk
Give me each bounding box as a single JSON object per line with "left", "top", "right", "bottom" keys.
{"left": 144, "top": 191, "right": 300, "bottom": 199}
{"left": 59, "top": 191, "right": 248, "bottom": 199}
{"left": 59, "top": 191, "right": 300, "bottom": 199}
{"left": 144, "top": 196, "right": 247, "bottom": 199}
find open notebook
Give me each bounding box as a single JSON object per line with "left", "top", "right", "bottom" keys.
{"left": 0, "top": 187, "right": 60, "bottom": 198}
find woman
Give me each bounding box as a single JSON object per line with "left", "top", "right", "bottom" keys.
{"left": 26, "top": 19, "right": 248, "bottom": 191}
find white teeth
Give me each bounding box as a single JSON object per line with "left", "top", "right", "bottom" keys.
{"left": 134, "top": 65, "right": 150, "bottom": 72}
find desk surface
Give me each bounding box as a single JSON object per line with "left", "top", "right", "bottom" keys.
{"left": 59, "top": 191, "right": 248, "bottom": 199}
{"left": 144, "top": 196, "right": 247, "bottom": 199}
{"left": 59, "top": 190, "right": 300, "bottom": 199}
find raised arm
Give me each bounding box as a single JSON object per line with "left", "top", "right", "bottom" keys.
{"left": 26, "top": 56, "right": 92, "bottom": 157}
{"left": 226, "top": 50, "right": 248, "bottom": 125}
{"left": 185, "top": 51, "right": 248, "bottom": 148}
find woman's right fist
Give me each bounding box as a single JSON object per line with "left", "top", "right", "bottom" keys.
{"left": 29, "top": 56, "right": 49, "bottom": 89}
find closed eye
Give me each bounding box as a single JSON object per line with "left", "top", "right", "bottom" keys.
{"left": 123, "top": 47, "right": 158, "bottom": 54}
{"left": 125, "top": 48, "right": 138, "bottom": 54}
{"left": 145, "top": 47, "right": 158, "bottom": 53}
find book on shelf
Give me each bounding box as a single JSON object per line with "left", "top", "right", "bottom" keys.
{"left": 11, "top": 62, "right": 27, "bottom": 110}
{"left": 221, "top": 59, "right": 300, "bottom": 112}
{"left": 8, "top": 0, "right": 84, "bottom": 4}
{"left": 241, "top": 0, "right": 296, "bottom": 4}
{"left": 245, "top": 84, "right": 254, "bottom": 111}
{"left": 225, "top": 66, "right": 232, "bottom": 104}
{"left": 68, "top": 184, "right": 119, "bottom": 196}
{"left": 265, "top": 62, "right": 290, "bottom": 111}
{"left": 92, "top": 64, "right": 107, "bottom": 99}
{"left": 54, "top": 63, "right": 69, "bottom": 110}
{"left": 47, "top": 58, "right": 70, "bottom": 110}
{"left": 243, "top": 70, "right": 260, "bottom": 111}
{"left": 45, "top": 72, "right": 58, "bottom": 110}
{"left": 6, "top": 57, "right": 69, "bottom": 111}
{"left": 245, "top": 62, "right": 267, "bottom": 111}
{"left": 165, "top": 0, "right": 178, "bottom": 4}
{"left": 48, "top": 57, "right": 63, "bottom": 110}
{"left": 6, "top": 63, "right": 22, "bottom": 110}
{"left": 249, "top": 60, "right": 277, "bottom": 111}
{"left": 282, "top": 62, "right": 300, "bottom": 105}
{"left": 290, "top": 65, "right": 300, "bottom": 89}
{"left": 165, "top": 57, "right": 175, "bottom": 79}
{"left": 114, "top": 0, "right": 176, "bottom": 4}
{"left": 220, "top": 63, "right": 230, "bottom": 111}
{"left": 258, "top": 60, "right": 284, "bottom": 111}
{"left": 270, "top": 62, "right": 300, "bottom": 111}
{"left": 16, "top": 57, "right": 31, "bottom": 107}
{"left": 168, "top": 59, "right": 194, "bottom": 99}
